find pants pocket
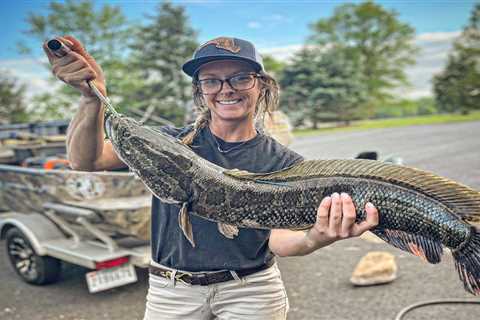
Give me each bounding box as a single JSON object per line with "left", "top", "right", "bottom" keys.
{"left": 149, "top": 273, "right": 170, "bottom": 289}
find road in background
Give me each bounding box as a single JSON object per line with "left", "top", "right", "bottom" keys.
{"left": 1, "top": 121, "right": 479, "bottom": 320}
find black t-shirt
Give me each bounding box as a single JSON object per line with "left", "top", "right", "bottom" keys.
{"left": 151, "top": 125, "right": 304, "bottom": 272}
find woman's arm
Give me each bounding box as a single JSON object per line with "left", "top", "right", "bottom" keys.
{"left": 44, "top": 36, "right": 125, "bottom": 171}
{"left": 66, "top": 96, "right": 125, "bottom": 171}
{"left": 269, "top": 192, "right": 379, "bottom": 257}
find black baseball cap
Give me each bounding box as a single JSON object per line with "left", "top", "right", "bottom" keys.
{"left": 182, "top": 37, "right": 264, "bottom": 78}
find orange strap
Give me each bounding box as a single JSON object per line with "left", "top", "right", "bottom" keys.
{"left": 43, "top": 158, "right": 70, "bottom": 170}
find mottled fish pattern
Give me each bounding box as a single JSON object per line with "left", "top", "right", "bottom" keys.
{"left": 104, "top": 110, "right": 480, "bottom": 296}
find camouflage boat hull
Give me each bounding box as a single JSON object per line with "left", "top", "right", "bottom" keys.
{"left": 0, "top": 164, "right": 151, "bottom": 240}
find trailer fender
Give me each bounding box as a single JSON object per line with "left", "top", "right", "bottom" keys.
{"left": 0, "top": 212, "right": 66, "bottom": 256}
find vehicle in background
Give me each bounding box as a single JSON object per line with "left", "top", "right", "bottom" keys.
{"left": 0, "top": 120, "right": 151, "bottom": 293}
{"left": 0, "top": 164, "right": 151, "bottom": 293}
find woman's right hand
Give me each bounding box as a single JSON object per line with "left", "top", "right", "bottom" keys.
{"left": 43, "top": 35, "right": 107, "bottom": 98}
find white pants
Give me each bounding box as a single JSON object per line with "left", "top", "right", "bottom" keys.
{"left": 143, "top": 262, "right": 289, "bottom": 320}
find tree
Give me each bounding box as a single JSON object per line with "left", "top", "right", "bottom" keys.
{"left": 21, "top": 0, "right": 136, "bottom": 118}
{"left": 127, "top": 2, "right": 198, "bottom": 125}
{"left": 310, "top": 1, "right": 417, "bottom": 110}
{"left": 280, "top": 48, "right": 366, "bottom": 128}
{"left": 433, "top": 4, "right": 480, "bottom": 114}
{"left": 28, "top": 92, "right": 75, "bottom": 121}
{"left": 0, "top": 73, "right": 29, "bottom": 124}
{"left": 262, "top": 55, "right": 286, "bottom": 77}
{"left": 279, "top": 49, "right": 315, "bottom": 127}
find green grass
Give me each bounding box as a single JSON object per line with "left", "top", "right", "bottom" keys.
{"left": 293, "top": 111, "right": 480, "bottom": 137}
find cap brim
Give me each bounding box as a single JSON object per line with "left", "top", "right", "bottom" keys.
{"left": 182, "top": 55, "right": 263, "bottom": 78}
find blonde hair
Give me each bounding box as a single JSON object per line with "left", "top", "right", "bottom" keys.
{"left": 181, "top": 71, "right": 279, "bottom": 145}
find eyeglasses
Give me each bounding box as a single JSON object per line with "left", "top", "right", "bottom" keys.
{"left": 196, "top": 73, "right": 259, "bottom": 95}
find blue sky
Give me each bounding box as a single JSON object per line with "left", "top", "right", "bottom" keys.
{"left": 0, "top": 0, "right": 476, "bottom": 58}
{"left": 0, "top": 0, "right": 478, "bottom": 99}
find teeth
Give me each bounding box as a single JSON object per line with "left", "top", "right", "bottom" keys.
{"left": 218, "top": 99, "right": 241, "bottom": 105}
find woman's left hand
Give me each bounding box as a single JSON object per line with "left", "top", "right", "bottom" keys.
{"left": 305, "top": 192, "right": 379, "bottom": 248}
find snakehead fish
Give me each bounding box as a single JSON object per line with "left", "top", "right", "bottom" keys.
{"left": 45, "top": 38, "right": 479, "bottom": 293}
{"left": 102, "top": 109, "right": 480, "bottom": 296}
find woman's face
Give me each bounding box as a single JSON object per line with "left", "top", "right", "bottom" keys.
{"left": 197, "top": 60, "right": 262, "bottom": 123}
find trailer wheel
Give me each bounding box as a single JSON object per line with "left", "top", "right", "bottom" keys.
{"left": 5, "top": 227, "right": 61, "bottom": 285}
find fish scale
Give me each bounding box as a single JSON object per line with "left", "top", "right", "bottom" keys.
{"left": 45, "top": 38, "right": 478, "bottom": 291}
{"left": 102, "top": 105, "right": 480, "bottom": 295}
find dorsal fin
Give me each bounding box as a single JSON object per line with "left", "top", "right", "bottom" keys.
{"left": 224, "top": 159, "right": 480, "bottom": 221}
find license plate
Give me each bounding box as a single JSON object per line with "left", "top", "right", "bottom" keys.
{"left": 86, "top": 263, "right": 137, "bottom": 293}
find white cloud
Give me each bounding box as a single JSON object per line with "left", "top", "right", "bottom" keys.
{"left": 259, "top": 44, "right": 305, "bottom": 61}
{"left": 0, "top": 57, "right": 57, "bottom": 100}
{"left": 263, "top": 14, "right": 291, "bottom": 23}
{"left": 0, "top": 31, "right": 460, "bottom": 104}
{"left": 394, "top": 31, "right": 458, "bottom": 98}
{"left": 249, "top": 14, "right": 293, "bottom": 31}
{"left": 247, "top": 21, "right": 262, "bottom": 29}
{"left": 416, "top": 31, "right": 460, "bottom": 43}
{"left": 259, "top": 31, "right": 460, "bottom": 99}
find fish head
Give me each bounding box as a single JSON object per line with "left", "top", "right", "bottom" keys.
{"left": 107, "top": 115, "right": 196, "bottom": 176}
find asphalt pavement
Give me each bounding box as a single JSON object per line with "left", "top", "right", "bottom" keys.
{"left": 1, "top": 121, "right": 479, "bottom": 320}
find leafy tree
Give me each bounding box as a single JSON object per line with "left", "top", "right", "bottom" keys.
{"left": 28, "top": 92, "right": 75, "bottom": 121}
{"left": 262, "top": 55, "right": 286, "bottom": 77}
{"left": 373, "top": 97, "right": 438, "bottom": 118}
{"left": 279, "top": 49, "right": 315, "bottom": 127}
{"left": 127, "top": 1, "right": 198, "bottom": 125}
{"left": 310, "top": 1, "right": 417, "bottom": 110}
{"left": 280, "top": 48, "right": 366, "bottom": 128}
{"left": 0, "top": 73, "right": 29, "bottom": 123}
{"left": 21, "top": 0, "right": 136, "bottom": 118}
{"left": 433, "top": 3, "right": 480, "bottom": 114}
{"left": 414, "top": 97, "right": 438, "bottom": 115}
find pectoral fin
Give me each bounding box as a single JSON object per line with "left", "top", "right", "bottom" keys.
{"left": 217, "top": 222, "right": 239, "bottom": 239}
{"left": 372, "top": 229, "right": 443, "bottom": 264}
{"left": 178, "top": 202, "right": 195, "bottom": 247}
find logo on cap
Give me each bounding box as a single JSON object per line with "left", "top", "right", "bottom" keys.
{"left": 198, "top": 37, "right": 241, "bottom": 54}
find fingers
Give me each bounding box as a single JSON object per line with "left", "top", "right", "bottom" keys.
{"left": 62, "top": 68, "right": 97, "bottom": 84}
{"left": 43, "top": 35, "right": 104, "bottom": 81}
{"left": 328, "top": 192, "right": 342, "bottom": 236}
{"left": 53, "top": 58, "right": 89, "bottom": 76}
{"left": 51, "top": 51, "right": 97, "bottom": 85}
{"left": 316, "top": 196, "right": 331, "bottom": 233}
{"left": 63, "top": 35, "right": 104, "bottom": 77}
{"left": 42, "top": 36, "right": 74, "bottom": 62}
{"left": 312, "top": 193, "right": 379, "bottom": 246}
{"left": 62, "top": 35, "right": 87, "bottom": 55}
{"left": 340, "top": 193, "right": 357, "bottom": 238}
{"left": 352, "top": 202, "right": 379, "bottom": 236}
{"left": 51, "top": 54, "right": 77, "bottom": 69}
{"left": 315, "top": 193, "right": 355, "bottom": 239}
{"left": 43, "top": 35, "right": 106, "bottom": 98}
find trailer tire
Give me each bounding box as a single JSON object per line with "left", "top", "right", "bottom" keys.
{"left": 5, "top": 227, "right": 61, "bottom": 285}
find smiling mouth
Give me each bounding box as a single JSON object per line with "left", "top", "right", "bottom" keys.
{"left": 217, "top": 99, "right": 242, "bottom": 105}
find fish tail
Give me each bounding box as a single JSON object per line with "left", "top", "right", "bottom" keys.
{"left": 452, "top": 228, "right": 480, "bottom": 295}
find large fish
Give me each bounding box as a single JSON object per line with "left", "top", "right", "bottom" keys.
{"left": 103, "top": 109, "right": 480, "bottom": 296}
{"left": 47, "top": 36, "right": 480, "bottom": 295}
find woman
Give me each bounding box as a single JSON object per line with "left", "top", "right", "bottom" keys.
{"left": 44, "top": 36, "right": 379, "bottom": 320}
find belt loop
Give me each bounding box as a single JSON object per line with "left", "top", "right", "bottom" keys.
{"left": 170, "top": 269, "right": 177, "bottom": 287}
{"left": 229, "top": 270, "right": 240, "bottom": 281}
{"left": 230, "top": 270, "right": 246, "bottom": 285}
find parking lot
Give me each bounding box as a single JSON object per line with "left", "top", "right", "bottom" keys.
{"left": 1, "top": 121, "right": 479, "bottom": 320}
